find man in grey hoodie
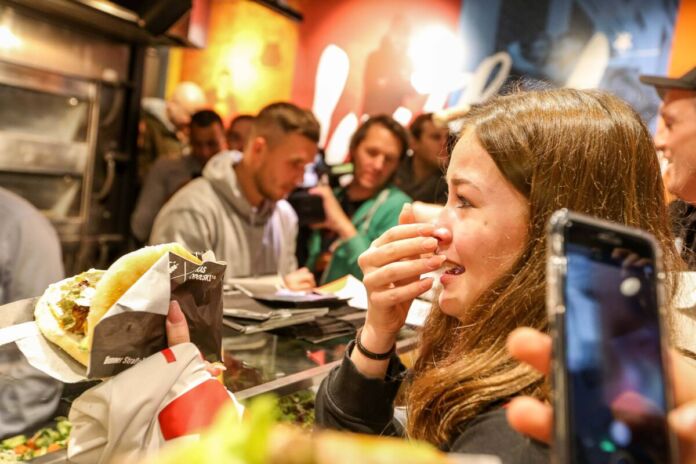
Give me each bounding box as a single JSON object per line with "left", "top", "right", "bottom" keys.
{"left": 150, "top": 103, "right": 319, "bottom": 289}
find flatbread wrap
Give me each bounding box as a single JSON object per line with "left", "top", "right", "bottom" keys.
{"left": 34, "top": 243, "right": 200, "bottom": 366}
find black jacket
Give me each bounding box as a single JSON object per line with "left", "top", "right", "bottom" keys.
{"left": 315, "top": 341, "right": 549, "bottom": 463}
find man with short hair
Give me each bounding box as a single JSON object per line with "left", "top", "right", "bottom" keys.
{"left": 150, "top": 102, "right": 319, "bottom": 289}
{"left": 226, "top": 114, "right": 255, "bottom": 152}
{"left": 640, "top": 66, "right": 696, "bottom": 267}
{"left": 394, "top": 113, "right": 449, "bottom": 204}
{"left": 131, "top": 109, "right": 227, "bottom": 244}
{"left": 306, "top": 115, "right": 412, "bottom": 283}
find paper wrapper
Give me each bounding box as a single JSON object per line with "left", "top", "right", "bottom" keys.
{"left": 0, "top": 251, "right": 226, "bottom": 382}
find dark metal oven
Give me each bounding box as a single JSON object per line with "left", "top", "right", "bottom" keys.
{"left": 0, "top": 61, "right": 100, "bottom": 253}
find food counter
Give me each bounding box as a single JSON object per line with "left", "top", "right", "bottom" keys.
{"left": 2, "top": 307, "right": 418, "bottom": 463}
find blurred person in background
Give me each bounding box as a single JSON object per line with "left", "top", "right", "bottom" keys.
{"left": 226, "top": 114, "right": 255, "bottom": 152}
{"left": 305, "top": 115, "right": 411, "bottom": 284}
{"left": 131, "top": 110, "right": 227, "bottom": 244}
{"left": 138, "top": 81, "right": 207, "bottom": 182}
{"left": 150, "top": 102, "right": 319, "bottom": 290}
{"left": 0, "top": 186, "right": 63, "bottom": 439}
{"left": 394, "top": 113, "right": 449, "bottom": 204}
{"left": 0, "top": 186, "right": 63, "bottom": 304}
{"left": 641, "top": 66, "right": 696, "bottom": 269}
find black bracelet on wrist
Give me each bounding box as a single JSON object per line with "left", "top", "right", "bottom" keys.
{"left": 354, "top": 327, "right": 396, "bottom": 361}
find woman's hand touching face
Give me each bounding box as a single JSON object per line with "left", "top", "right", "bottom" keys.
{"left": 358, "top": 203, "right": 447, "bottom": 339}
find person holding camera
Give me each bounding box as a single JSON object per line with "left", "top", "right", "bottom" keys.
{"left": 313, "top": 88, "right": 680, "bottom": 462}
{"left": 305, "top": 115, "right": 411, "bottom": 284}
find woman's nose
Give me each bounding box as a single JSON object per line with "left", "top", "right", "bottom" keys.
{"left": 433, "top": 208, "right": 453, "bottom": 246}
{"left": 433, "top": 227, "right": 452, "bottom": 246}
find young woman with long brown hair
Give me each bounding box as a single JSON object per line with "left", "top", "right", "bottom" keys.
{"left": 314, "top": 88, "right": 682, "bottom": 462}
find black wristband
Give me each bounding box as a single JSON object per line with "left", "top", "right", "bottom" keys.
{"left": 355, "top": 327, "right": 396, "bottom": 361}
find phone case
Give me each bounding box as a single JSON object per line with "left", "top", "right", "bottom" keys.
{"left": 546, "top": 209, "right": 678, "bottom": 464}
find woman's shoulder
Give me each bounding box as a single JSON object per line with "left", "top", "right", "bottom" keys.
{"left": 447, "top": 408, "right": 549, "bottom": 464}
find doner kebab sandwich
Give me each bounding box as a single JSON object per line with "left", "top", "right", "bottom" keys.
{"left": 34, "top": 243, "right": 200, "bottom": 366}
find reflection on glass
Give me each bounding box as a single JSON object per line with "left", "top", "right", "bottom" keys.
{"left": 0, "top": 171, "right": 81, "bottom": 219}
{"left": 0, "top": 84, "right": 88, "bottom": 142}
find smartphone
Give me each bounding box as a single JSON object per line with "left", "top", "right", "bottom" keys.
{"left": 547, "top": 209, "right": 677, "bottom": 464}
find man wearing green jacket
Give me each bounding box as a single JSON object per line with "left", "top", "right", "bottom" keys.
{"left": 306, "top": 115, "right": 412, "bottom": 284}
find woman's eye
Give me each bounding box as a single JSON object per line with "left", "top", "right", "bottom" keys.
{"left": 456, "top": 195, "right": 472, "bottom": 209}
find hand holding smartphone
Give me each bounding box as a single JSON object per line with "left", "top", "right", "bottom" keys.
{"left": 547, "top": 210, "right": 678, "bottom": 464}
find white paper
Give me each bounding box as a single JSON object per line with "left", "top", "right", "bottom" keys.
{"left": 673, "top": 272, "right": 696, "bottom": 356}
{"left": 0, "top": 321, "right": 39, "bottom": 345}
{"left": 326, "top": 275, "right": 369, "bottom": 310}
{"left": 405, "top": 298, "right": 432, "bottom": 327}
{"left": 674, "top": 272, "right": 696, "bottom": 309}
{"left": 447, "top": 455, "right": 501, "bottom": 464}
{"left": 16, "top": 331, "right": 88, "bottom": 383}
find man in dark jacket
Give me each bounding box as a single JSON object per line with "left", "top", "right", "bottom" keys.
{"left": 394, "top": 113, "right": 449, "bottom": 204}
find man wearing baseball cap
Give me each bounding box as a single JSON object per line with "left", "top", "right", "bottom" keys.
{"left": 641, "top": 66, "right": 696, "bottom": 267}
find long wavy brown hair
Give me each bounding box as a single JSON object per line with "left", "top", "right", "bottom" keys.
{"left": 406, "top": 88, "right": 682, "bottom": 445}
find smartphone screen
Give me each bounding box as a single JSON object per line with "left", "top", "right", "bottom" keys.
{"left": 562, "top": 223, "right": 672, "bottom": 463}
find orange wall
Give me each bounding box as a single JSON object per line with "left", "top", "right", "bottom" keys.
{"left": 171, "top": 0, "right": 301, "bottom": 122}
{"left": 669, "top": 0, "right": 696, "bottom": 75}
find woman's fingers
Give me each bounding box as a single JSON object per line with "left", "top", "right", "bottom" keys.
{"left": 284, "top": 267, "right": 316, "bottom": 290}
{"left": 369, "top": 277, "right": 433, "bottom": 308}
{"left": 370, "top": 223, "right": 436, "bottom": 248}
{"left": 506, "top": 396, "right": 553, "bottom": 444}
{"left": 363, "top": 255, "right": 445, "bottom": 290}
{"left": 412, "top": 201, "right": 444, "bottom": 224}
{"left": 205, "top": 361, "right": 227, "bottom": 378}
{"left": 166, "top": 300, "right": 190, "bottom": 346}
{"left": 669, "top": 351, "right": 696, "bottom": 406}
{"left": 360, "top": 236, "right": 439, "bottom": 270}
{"left": 398, "top": 203, "right": 416, "bottom": 225}
{"left": 669, "top": 401, "right": 696, "bottom": 439}
{"left": 507, "top": 327, "right": 552, "bottom": 375}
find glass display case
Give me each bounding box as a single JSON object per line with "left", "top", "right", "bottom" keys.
{"left": 224, "top": 326, "right": 418, "bottom": 401}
